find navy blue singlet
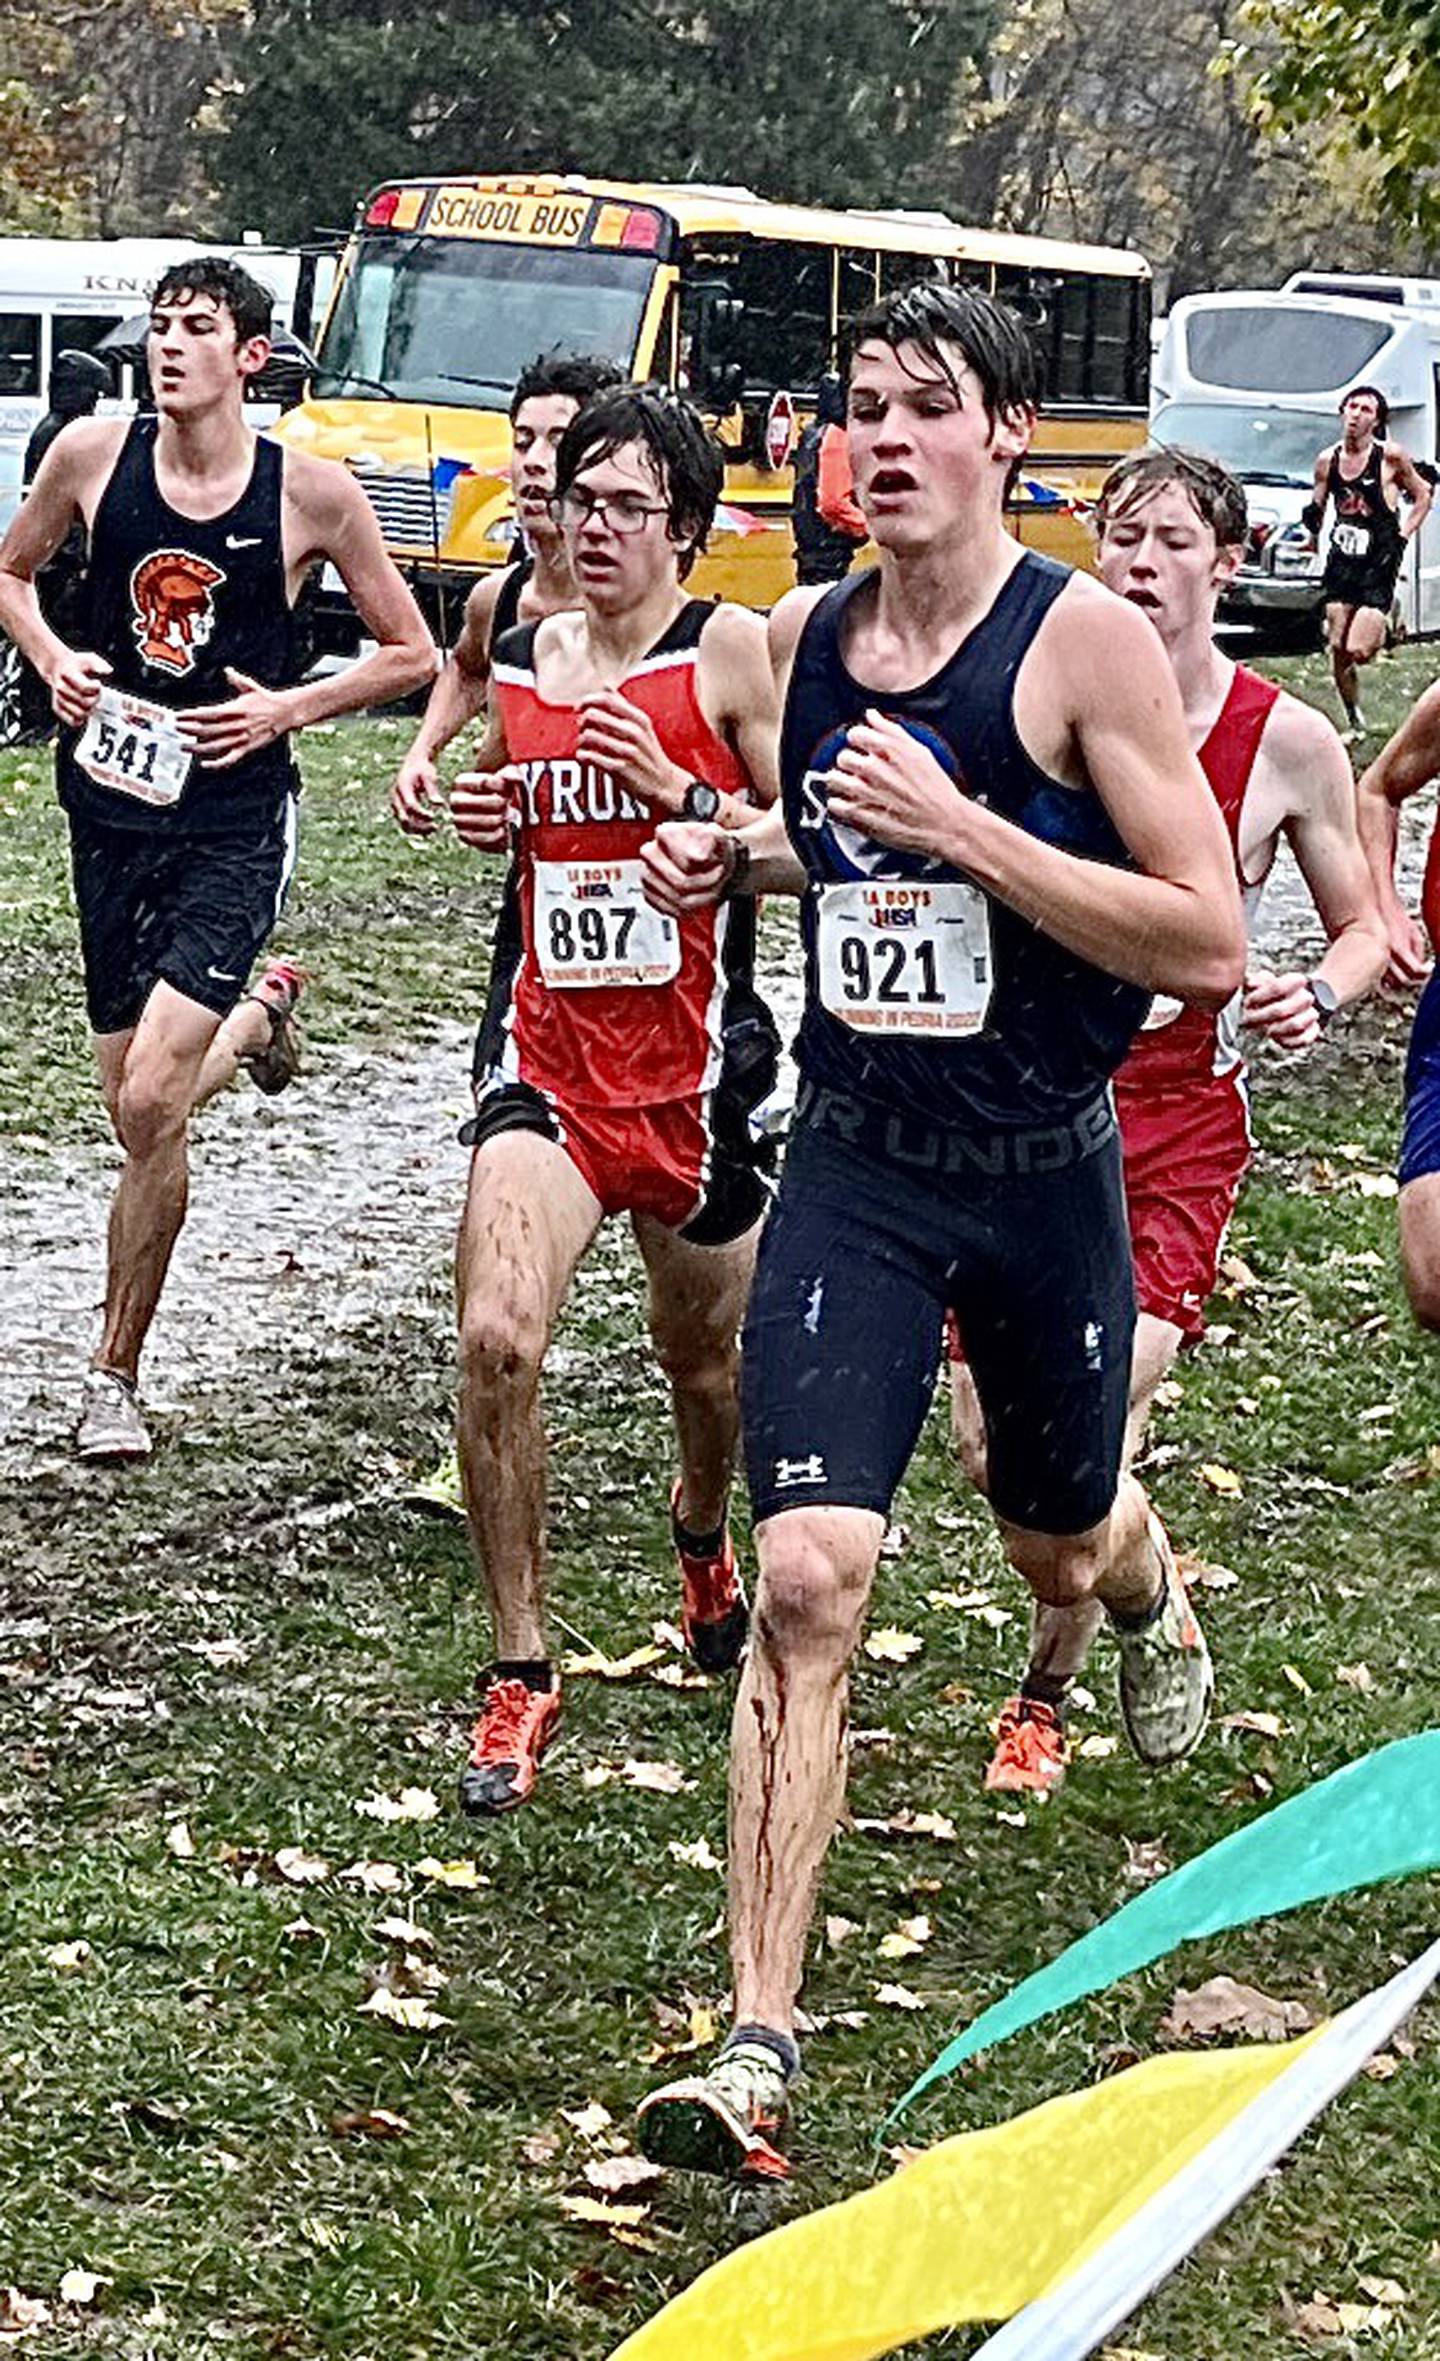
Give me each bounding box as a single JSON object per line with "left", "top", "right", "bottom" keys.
{"left": 780, "top": 554, "right": 1149, "bottom": 1131}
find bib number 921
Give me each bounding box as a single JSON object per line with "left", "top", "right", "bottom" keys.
{"left": 817, "top": 878, "right": 994, "bottom": 1036}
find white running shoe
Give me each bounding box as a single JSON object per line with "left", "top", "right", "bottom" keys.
{"left": 76, "top": 1369, "right": 152, "bottom": 1461}
{"left": 1115, "top": 1514, "right": 1213, "bottom": 1766}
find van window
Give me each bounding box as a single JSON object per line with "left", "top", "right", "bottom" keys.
{"left": 1187, "top": 306, "right": 1389, "bottom": 394}
{"left": 0, "top": 315, "right": 40, "bottom": 396}
{"left": 54, "top": 313, "right": 124, "bottom": 373}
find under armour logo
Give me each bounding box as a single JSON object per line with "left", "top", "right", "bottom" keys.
{"left": 774, "top": 1453, "right": 827, "bottom": 1488}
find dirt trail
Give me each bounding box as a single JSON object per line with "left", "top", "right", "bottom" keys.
{"left": 0, "top": 817, "right": 1428, "bottom": 1472}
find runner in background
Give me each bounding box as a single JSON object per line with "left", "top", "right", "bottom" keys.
{"left": 1308, "top": 387, "right": 1431, "bottom": 740}
{"left": 0, "top": 255, "right": 433, "bottom": 1460}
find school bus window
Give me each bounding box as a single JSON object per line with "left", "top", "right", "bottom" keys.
{"left": 0, "top": 315, "right": 40, "bottom": 397}
{"left": 1090, "top": 278, "right": 1135, "bottom": 405}
{"left": 877, "top": 249, "right": 961, "bottom": 296}
{"left": 681, "top": 238, "right": 832, "bottom": 393}
{"left": 838, "top": 249, "right": 880, "bottom": 346}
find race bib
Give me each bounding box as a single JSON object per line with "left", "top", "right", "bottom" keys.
{"left": 533, "top": 858, "right": 679, "bottom": 989}
{"left": 817, "top": 879, "right": 994, "bottom": 1036}
{"left": 75, "top": 687, "right": 192, "bottom": 807}
{"left": 1331, "top": 519, "right": 1370, "bottom": 560}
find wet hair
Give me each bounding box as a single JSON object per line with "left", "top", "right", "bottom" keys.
{"left": 1341, "top": 383, "right": 1389, "bottom": 432}
{"left": 849, "top": 282, "right": 1042, "bottom": 424}
{"left": 150, "top": 256, "right": 273, "bottom": 345}
{"left": 1095, "top": 445, "right": 1249, "bottom": 549}
{"left": 555, "top": 384, "right": 723, "bottom": 576}
{"left": 511, "top": 351, "right": 624, "bottom": 421}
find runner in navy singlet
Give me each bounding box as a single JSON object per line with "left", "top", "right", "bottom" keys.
{"left": 0, "top": 254, "right": 433, "bottom": 1460}
{"left": 1309, "top": 385, "right": 1431, "bottom": 738}
{"left": 636, "top": 284, "right": 1246, "bottom": 2178}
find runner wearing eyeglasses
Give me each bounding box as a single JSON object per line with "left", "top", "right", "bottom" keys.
{"left": 439, "top": 385, "right": 781, "bottom": 1816}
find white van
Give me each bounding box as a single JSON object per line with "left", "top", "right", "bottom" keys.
{"left": 0, "top": 237, "right": 331, "bottom": 473}
{"left": 1150, "top": 287, "right": 1440, "bottom": 640}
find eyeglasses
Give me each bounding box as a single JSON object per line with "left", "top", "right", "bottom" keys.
{"left": 552, "top": 488, "right": 670, "bottom": 534}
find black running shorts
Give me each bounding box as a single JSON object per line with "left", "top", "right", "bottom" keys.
{"left": 67, "top": 799, "right": 298, "bottom": 1035}
{"left": 742, "top": 1086, "right": 1135, "bottom": 1536}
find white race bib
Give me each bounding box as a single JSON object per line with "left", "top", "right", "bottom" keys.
{"left": 817, "top": 879, "right": 994, "bottom": 1036}
{"left": 533, "top": 857, "right": 679, "bottom": 989}
{"left": 75, "top": 687, "right": 192, "bottom": 808}
{"left": 1331, "top": 519, "right": 1370, "bottom": 559}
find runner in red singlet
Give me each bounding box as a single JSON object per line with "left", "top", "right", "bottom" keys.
{"left": 955, "top": 446, "right": 1386, "bottom": 1795}
{"left": 434, "top": 386, "right": 780, "bottom": 1816}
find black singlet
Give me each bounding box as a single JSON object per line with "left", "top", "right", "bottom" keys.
{"left": 1326, "top": 439, "right": 1401, "bottom": 566}
{"left": 57, "top": 418, "right": 300, "bottom": 835}
{"left": 487, "top": 555, "right": 531, "bottom": 656}
{"left": 780, "top": 554, "right": 1149, "bottom": 1131}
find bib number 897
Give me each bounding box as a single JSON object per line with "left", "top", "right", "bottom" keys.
{"left": 838, "top": 932, "right": 945, "bottom": 1005}
{"left": 547, "top": 904, "right": 636, "bottom": 965}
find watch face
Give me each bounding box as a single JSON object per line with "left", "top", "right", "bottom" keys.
{"left": 1310, "top": 976, "right": 1340, "bottom": 1017}
{"left": 684, "top": 779, "right": 720, "bottom": 822}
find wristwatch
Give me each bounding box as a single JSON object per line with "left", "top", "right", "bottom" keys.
{"left": 722, "top": 835, "right": 753, "bottom": 898}
{"left": 1306, "top": 975, "right": 1340, "bottom": 1027}
{"left": 681, "top": 777, "right": 721, "bottom": 822}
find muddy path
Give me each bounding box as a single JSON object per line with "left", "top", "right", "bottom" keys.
{"left": 0, "top": 811, "right": 1430, "bottom": 1475}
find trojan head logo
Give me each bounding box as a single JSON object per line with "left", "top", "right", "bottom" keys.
{"left": 130, "top": 549, "right": 226, "bottom": 677}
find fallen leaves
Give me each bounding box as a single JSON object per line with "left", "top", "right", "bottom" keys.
{"left": 339, "top": 1860, "right": 406, "bottom": 1896}
{"left": 877, "top": 1915, "right": 932, "bottom": 1961}
{"left": 1177, "top": 1551, "right": 1240, "bottom": 1593}
{"left": 1197, "top": 1461, "right": 1244, "bottom": 1497}
{"left": 582, "top": 2155, "right": 664, "bottom": 2198}
{"left": 864, "top": 1627, "right": 924, "bottom": 1664}
{"left": 1285, "top": 2281, "right": 1406, "bottom": 2338}
{"left": 358, "top": 1988, "right": 450, "bottom": 2032}
{"left": 1221, "top": 1709, "right": 1286, "bottom": 1740}
{"left": 330, "top": 2107, "right": 411, "bottom": 2139}
{"left": 1160, "top": 1976, "right": 1315, "bottom": 2043}
{"left": 273, "top": 1847, "right": 330, "bottom": 1886}
{"left": 57, "top": 2271, "right": 103, "bottom": 2308}
{"left": 873, "top": 1982, "right": 926, "bottom": 2010}
{"left": 667, "top": 1836, "right": 722, "bottom": 1873}
{"left": 0, "top": 2290, "right": 51, "bottom": 2336}
{"left": 1336, "top": 1661, "right": 1376, "bottom": 1693}
{"left": 43, "top": 1941, "right": 91, "bottom": 1973}
{"left": 415, "top": 1857, "right": 489, "bottom": 1890}
{"left": 581, "top": 1758, "right": 692, "bottom": 1795}
{"left": 561, "top": 1643, "right": 666, "bottom": 1682}
{"left": 353, "top": 1787, "right": 439, "bottom": 1825}
{"left": 852, "top": 1809, "right": 957, "bottom": 1844}
{"left": 165, "top": 1819, "right": 195, "bottom": 1859}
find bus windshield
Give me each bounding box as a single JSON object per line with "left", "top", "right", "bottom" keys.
{"left": 1184, "top": 305, "right": 1390, "bottom": 395}
{"left": 1151, "top": 401, "right": 1337, "bottom": 486}
{"left": 313, "top": 235, "right": 656, "bottom": 407}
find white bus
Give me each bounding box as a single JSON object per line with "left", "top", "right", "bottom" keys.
{"left": 0, "top": 237, "right": 331, "bottom": 476}
{"left": 1151, "top": 286, "right": 1440, "bottom": 641}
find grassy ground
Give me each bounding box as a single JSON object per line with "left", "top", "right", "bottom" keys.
{"left": 1, "top": 645, "right": 1438, "bottom": 2359}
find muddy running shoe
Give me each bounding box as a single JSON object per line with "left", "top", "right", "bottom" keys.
{"left": 241, "top": 957, "right": 306, "bottom": 1096}
{"left": 672, "top": 1482, "right": 748, "bottom": 1673}
{"left": 458, "top": 1676, "right": 561, "bottom": 1816}
{"left": 76, "top": 1368, "right": 151, "bottom": 1461}
{"left": 984, "top": 1696, "right": 1069, "bottom": 1797}
{"left": 1115, "top": 1515, "right": 1214, "bottom": 1767}
{"left": 638, "top": 2038, "right": 792, "bottom": 2180}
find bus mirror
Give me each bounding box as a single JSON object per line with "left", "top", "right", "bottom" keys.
{"left": 685, "top": 278, "right": 746, "bottom": 407}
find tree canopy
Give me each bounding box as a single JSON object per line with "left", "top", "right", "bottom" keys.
{"left": 1243, "top": 0, "right": 1440, "bottom": 245}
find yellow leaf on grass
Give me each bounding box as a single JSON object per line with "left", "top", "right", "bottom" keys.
{"left": 1281, "top": 1663, "right": 1314, "bottom": 1697}
{"left": 358, "top": 1988, "right": 450, "bottom": 2032}
{"left": 559, "top": 2195, "right": 652, "bottom": 2230}
{"left": 562, "top": 1644, "right": 666, "bottom": 1681}
{"left": 864, "top": 1628, "right": 924, "bottom": 1664}
{"left": 853, "top": 1809, "right": 958, "bottom": 1844}
{"left": 1222, "top": 1709, "right": 1286, "bottom": 1739}
{"left": 374, "top": 1916, "right": 434, "bottom": 1948}
{"left": 873, "top": 1982, "right": 927, "bottom": 2010}
{"left": 273, "top": 1847, "right": 330, "bottom": 1885}
{"left": 878, "top": 1915, "right": 933, "bottom": 1961}
{"left": 57, "top": 2270, "right": 103, "bottom": 2307}
{"left": 561, "top": 2101, "right": 614, "bottom": 2141}
{"left": 353, "top": 1787, "right": 440, "bottom": 1824}
{"left": 1198, "top": 1462, "right": 1244, "bottom": 1497}
{"left": 415, "top": 1857, "right": 489, "bottom": 1890}
{"left": 44, "top": 1941, "right": 91, "bottom": 1973}
{"left": 339, "top": 1860, "right": 406, "bottom": 1895}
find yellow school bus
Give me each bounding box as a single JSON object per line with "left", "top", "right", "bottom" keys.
{"left": 274, "top": 174, "right": 1150, "bottom": 642}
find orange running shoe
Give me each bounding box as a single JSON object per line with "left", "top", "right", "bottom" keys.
{"left": 672, "top": 1482, "right": 748, "bottom": 1673}
{"left": 984, "top": 1696, "right": 1070, "bottom": 1797}
{"left": 458, "top": 1676, "right": 561, "bottom": 1816}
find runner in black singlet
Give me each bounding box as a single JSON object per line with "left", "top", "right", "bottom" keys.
{"left": 635, "top": 283, "right": 1246, "bottom": 2178}
{"left": 1309, "top": 385, "right": 1431, "bottom": 738}
{"left": 0, "top": 254, "right": 432, "bottom": 1460}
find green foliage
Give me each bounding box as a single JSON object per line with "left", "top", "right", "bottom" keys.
{"left": 1244, "top": 0, "right": 1440, "bottom": 243}
{"left": 211, "top": 0, "right": 988, "bottom": 244}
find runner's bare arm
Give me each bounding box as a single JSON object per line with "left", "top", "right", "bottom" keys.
{"left": 180, "top": 461, "right": 435, "bottom": 766}
{"left": 1357, "top": 686, "right": 1440, "bottom": 984}
{"left": 451, "top": 704, "right": 521, "bottom": 852}
{"left": 1390, "top": 444, "right": 1433, "bottom": 537}
{"left": 0, "top": 421, "right": 121, "bottom": 715}
{"left": 826, "top": 585, "right": 1244, "bottom": 1005}
{"left": 573, "top": 607, "right": 777, "bottom": 822}
{"left": 392, "top": 573, "right": 502, "bottom": 834}
{"left": 1243, "top": 697, "right": 1387, "bottom": 1046}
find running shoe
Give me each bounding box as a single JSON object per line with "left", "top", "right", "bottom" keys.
{"left": 672, "top": 1482, "right": 748, "bottom": 1673}
{"left": 1115, "top": 1515, "right": 1214, "bottom": 1767}
{"left": 76, "top": 1368, "right": 152, "bottom": 1461}
{"left": 241, "top": 957, "right": 306, "bottom": 1096}
{"left": 458, "top": 1675, "right": 561, "bottom": 1816}
{"left": 637, "top": 2038, "right": 792, "bottom": 2179}
{"left": 984, "top": 1696, "right": 1069, "bottom": 1797}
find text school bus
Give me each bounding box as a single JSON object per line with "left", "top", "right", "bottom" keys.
{"left": 274, "top": 175, "right": 1150, "bottom": 643}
